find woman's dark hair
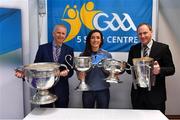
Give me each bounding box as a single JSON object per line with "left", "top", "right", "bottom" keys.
{"left": 82, "top": 29, "right": 103, "bottom": 56}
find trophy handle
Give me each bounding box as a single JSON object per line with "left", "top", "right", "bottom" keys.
{"left": 96, "top": 58, "right": 108, "bottom": 67}
{"left": 96, "top": 59, "right": 103, "bottom": 67}
{"left": 125, "top": 63, "right": 132, "bottom": 71}
{"left": 60, "top": 64, "right": 68, "bottom": 71}
{"left": 65, "top": 55, "right": 73, "bottom": 69}
{"left": 145, "top": 64, "right": 151, "bottom": 69}
{"left": 130, "top": 66, "right": 138, "bottom": 89}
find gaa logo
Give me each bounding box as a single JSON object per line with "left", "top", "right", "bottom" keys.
{"left": 62, "top": 1, "right": 136, "bottom": 42}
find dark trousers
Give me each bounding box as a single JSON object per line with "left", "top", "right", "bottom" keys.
{"left": 82, "top": 89, "right": 110, "bottom": 108}
{"left": 131, "top": 88, "right": 166, "bottom": 114}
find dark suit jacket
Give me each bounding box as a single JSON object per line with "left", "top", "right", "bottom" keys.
{"left": 127, "top": 40, "right": 175, "bottom": 104}
{"left": 34, "top": 42, "right": 74, "bottom": 97}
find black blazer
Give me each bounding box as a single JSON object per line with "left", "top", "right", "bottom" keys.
{"left": 127, "top": 40, "right": 175, "bottom": 104}
{"left": 34, "top": 42, "right": 74, "bottom": 96}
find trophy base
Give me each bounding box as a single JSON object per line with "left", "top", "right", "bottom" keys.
{"left": 105, "top": 78, "right": 123, "bottom": 83}
{"left": 31, "top": 90, "right": 57, "bottom": 105}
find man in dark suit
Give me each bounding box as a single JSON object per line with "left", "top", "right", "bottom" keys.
{"left": 127, "top": 23, "right": 175, "bottom": 113}
{"left": 16, "top": 24, "right": 74, "bottom": 108}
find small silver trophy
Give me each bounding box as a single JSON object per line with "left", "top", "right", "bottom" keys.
{"left": 15, "top": 62, "right": 68, "bottom": 105}
{"left": 74, "top": 56, "right": 92, "bottom": 91}
{"left": 131, "top": 57, "right": 155, "bottom": 91}
{"left": 98, "top": 58, "right": 127, "bottom": 83}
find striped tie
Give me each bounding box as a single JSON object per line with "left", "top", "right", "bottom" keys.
{"left": 143, "top": 45, "right": 149, "bottom": 57}
{"left": 54, "top": 46, "right": 61, "bottom": 62}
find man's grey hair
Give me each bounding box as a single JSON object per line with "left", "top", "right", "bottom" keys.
{"left": 53, "top": 24, "right": 67, "bottom": 32}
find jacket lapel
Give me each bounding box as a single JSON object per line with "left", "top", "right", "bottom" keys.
{"left": 47, "top": 42, "right": 54, "bottom": 62}
{"left": 136, "top": 43, "right": 141, "bottom": 58}
{"left": 149, "top": 40, "right": 156, "bottom": 58}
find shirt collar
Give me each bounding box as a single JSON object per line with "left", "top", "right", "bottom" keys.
{"left": 53, "top": 40, "right": 62, "bottom": 48}
{"left": 142, "top": 39, "right": 153, "bottom": 49}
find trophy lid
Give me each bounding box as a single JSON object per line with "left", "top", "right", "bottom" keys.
{"left": 133, "top": 57, "right": 154, "bottom": 65}
{"left": 24, "top": 62, "right": 60, "bottom": 71}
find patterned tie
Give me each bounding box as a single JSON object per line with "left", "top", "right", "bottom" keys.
{"left": 54, "top": 46, "right": 61, "bottom": 62}
{"left": 143, "top": 45, "right": 149, "bottom": 57}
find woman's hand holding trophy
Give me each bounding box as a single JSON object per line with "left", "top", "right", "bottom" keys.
{"left": 77, "top": 72, "right": 86, "bottom": 81}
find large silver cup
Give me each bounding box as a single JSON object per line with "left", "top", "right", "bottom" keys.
{"left": 131, "top": 57, "right": 155, "bottom": 91}
{"left": 16, "top": 62, "right": 67, "bottom": 105}
{"left": 98, "top": 58, "right": 127, "bottom": 83}
{"left": 74, "top": 56, "right": 92, "bottom": 91}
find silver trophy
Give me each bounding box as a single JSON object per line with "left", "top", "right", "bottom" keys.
{"left": 98, "top": 58, "right": 127, "bottom": 83}
{"left": 15, "top": 62, "right": 68, "bottom": 105}
{"left": 74, "top": 56, "right": 92, "bottom": 91}
{"left": 131, "top": 57, "right": 155, "bottom": 91}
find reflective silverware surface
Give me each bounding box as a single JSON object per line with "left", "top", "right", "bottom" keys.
{"left": 131, "top": 57, "right": 155, "bottom": 91}
{"left": 98, "top": 58, "right": 127, "bottom": 83}
{"left": 16, "top": 62, "right": 67, "bottom": 105}
{"left": 74, "top": 56, "right": 92, "bottom": 91}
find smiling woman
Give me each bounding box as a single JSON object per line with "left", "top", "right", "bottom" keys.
{"left": 76, "top": 29, "right": 112, "bottom": 108}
